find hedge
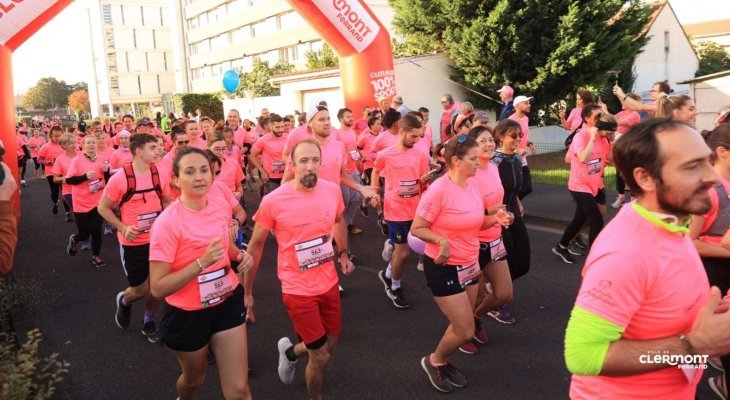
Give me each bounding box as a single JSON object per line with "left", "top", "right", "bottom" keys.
{"left": 173, "top": 93, "right": 224, "bottom": 122}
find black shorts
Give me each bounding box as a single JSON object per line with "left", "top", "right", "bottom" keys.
{"left": 595, "top": 188, "right": 606, "bottom": 205}
{"left": 423, "top": 255, "right": 479, "bottom": 297}
{"left": 159, "top": 285, "right": 246, "bottom": 352}
{"left": 121, "top": 244, "right": 150, "bottom": 287}
{"left": 361, "top": 168, "right": 372, "bottom": 186}
{"left": 478, "top": 237, "right": 507, "bottom": 268}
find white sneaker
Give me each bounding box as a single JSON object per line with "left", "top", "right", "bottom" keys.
{"left": 610, "top": 196, "right": 625, "bottom": 209}
{"left": 277, "top": 337, "right": 297, "bottom": 384}
{"left": 382, "top": 239, "right": 394, "bottom": 262}
{"left": 21, "top": 180, "right": 26, "bottom": 186}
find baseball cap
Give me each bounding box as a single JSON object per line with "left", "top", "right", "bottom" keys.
{"left": 136, "top": 118, "right": 152, "bottom": 126}
{"left": 497, "top": 85, "right": 514, "bottom": 96}
{"left": 118, "top": 130, "right": 131, "bottom": 138}
{"left": 306, "top": 100, "right": 329, "bottom": 123}
{"left": 513, "top": 96, "right": 533, "bottom": 106}
{"left": 392, "top": 96, "right": 403, "bottom": 105}
{"left": 474, "top": 110, "right": 490, "bottom": 123}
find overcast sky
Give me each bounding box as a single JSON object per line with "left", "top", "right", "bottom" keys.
{"left": 10, "top": 0, "right": 730, "bottom": 95}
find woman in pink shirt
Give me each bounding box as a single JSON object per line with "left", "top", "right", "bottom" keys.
{"left": 221, "top": 126, "right": 242, "bottom": 168}
{"left": 38, "top": 126, "right": 67, "bottom": 215}
{"left": 207, "top": 131, "right": 244, "bottom": 200}
{"left": 411, "top": 135, "right": 513, "bottom": 393}
{"left": 110, "top": 131, "right": 133, "bottom": 171}
{"left": 560, "top": 89, "right": 595, "bottom": 132}
{"left": 148, "top": 147, "right": 253, "bottom": 400}
{"left": 51, "top": 133, "right": 80, "bottom": 223}
{"left": 611, "top": 93, "right": 642, "bottom": 208}
{"left": 28, "top": 128, "right": 47, "bottom": 177}
{"left": 357, "top": 116, "right": 382, "bottom": 186}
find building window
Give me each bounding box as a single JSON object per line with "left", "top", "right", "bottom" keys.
{"left": 159, "top": 8, "right": 164, "bottom": 27}
{"left": 152, "top": 30, "right": 157, "bottom": 48}
{"left": 102, "top": 4, "right": 113, "bottom": 25}
{"left": 157, "top": 75, "right": 161, "bottom": 93}
{"left": 163, "top": 52, "right": 168, "bottom": 70}
{"left": 120, "top": 5, "right": 125, "bottom": 24}
{"left": 137, "top": 76, "right": 142, "bottom": 95}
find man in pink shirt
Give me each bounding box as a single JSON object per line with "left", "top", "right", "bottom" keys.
{"left": 508, "top": 96, "right": 535, "bottom": 199}
{"left": 353, "top": 106, "right": 371, "bottom": 137}
{"left": 415, "top": 107, "right": 433, "bottom": 156}
{"left": 244, "top": 139, "right": 355, "bottom": 400}
{"left": 251, "top": 113, "right": 288, "bottom": 195}
{"left": 372, "top": 114, "right": 431, "bottom": 309}
{"left": 99, "top": 133, "right": 171, "bottom": 343}
{"left": 564, "top": 119, "right": 730, "bottom": 400}
{"left": 336, "top": 108, "right": 364, "bottom": 235}
{"left": 439, "top": 94, "right": 460, "bottom": 144}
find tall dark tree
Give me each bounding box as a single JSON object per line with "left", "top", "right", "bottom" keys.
{"left": 390, "top": 0, "right": 651, "bottom": 124}
{"left": 695, "top": 41, "right": 730, "bottom": 77}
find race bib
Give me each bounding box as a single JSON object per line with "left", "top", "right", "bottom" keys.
{"left": 349, "top": 149, "right": 361, "bottom": 161}
{"left": 271, "top": 161, "right": 285, "bottom": 175}
{"left": 136, "top": 212, "right": 159, "bottom": 234}
{"left": 587, "top": 158, "right": 601, "bottom": 175}
{"left": 198, "top": 267, "right": 235, "bottom": 307}
{"left": 456, "top": 263, "right": 480, "bottom": 287}
{"left": 294, "top": 235, "right": 335, "bottom": 271}
{"left": 398, "top": 180, "right": 419, "bottom": 199}
{"left": 488, "top": 237, "right": 507, "bottom": 262}
{"left": 88, "top": 178, "right": 103, "bottom": 193}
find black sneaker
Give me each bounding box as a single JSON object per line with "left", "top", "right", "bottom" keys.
{"left": 387, "top": 288, "right": 410, "bottom": 309}
{"left": 142, "top": 321, "right": 160, "bottom": 343}
{"left": 115, "top": 291, "right": 131, "bottom": 329}
{"left": 552, "top": 245, "right": 576, "bottom": 264}
{"left": 92, "top": 256, "right": 107, "bottom": 268}
{"left": 443, "top": 363, "right": 468, "bottom": 388}
{"left": 378, "top": 270, "right": 392, "bottom": 294}
{"left": 377, "top": 214, "right": 389, "bottom": 237}
{"left": 64, "top": 212, "right": 73, "bottom": 222}
{"left": 567, "top": 242, "right": 585, "bottom": 256}
{"left": 52, "top": 202, "right": 58, "bottom": 215}
{"left": 571, "top": 236, "right": 587, "bottom": 249}
{"left": 420, "top": 356, "right": 454, "bottom": 393}
{"left": 359, "top": 203, "right": 369, "bottom": 218}
{"left": 66, "top": 234, "right": 79, "bottom": 256}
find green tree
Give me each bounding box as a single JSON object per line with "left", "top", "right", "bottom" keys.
{"left": 233, "top": 60, "right": 294, "bottom": 98}
{"left": 695, "top": 41, "right": 730, "bottom": 77}
{"left": 390, "top": 0, "right": 651, "bottom": 124}
{"left": 304, "top": 43, "right": 340, "bottom": 69}
{"left": 173, "top": 93, "right": 224, "bottom": 121}
{"left": 23, "top": 77, "right": 72, "bottom": 111}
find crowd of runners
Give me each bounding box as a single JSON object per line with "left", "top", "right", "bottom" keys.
{"left": 3, "top": 81, "right": 730, "bottom": 400}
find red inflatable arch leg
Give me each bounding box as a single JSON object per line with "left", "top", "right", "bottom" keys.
{"left": 0, "top": 45, "right": 20, "bottom": 216}
{"left": 286, "top": 0, "right": 397, "bottom": 113}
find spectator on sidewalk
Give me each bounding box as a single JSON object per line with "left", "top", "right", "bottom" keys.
{"left": 391, "top": 96, "right": 410, "bottom": 116}
{"left": 497, "top": 86, "right": 515, "bottom": 121}
{"left": 439, "top": 94, "right": 460, "bottom": 144}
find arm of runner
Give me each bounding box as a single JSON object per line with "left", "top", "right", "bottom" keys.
{"left": 150, "top": 237, "right": 225, "bottom": 299}
{"left": 689, "top": 215, "right": 730, "bottom": 258}
{"left": 411, "top": 215, "right": 450, "bottom": 265}
{"left": 576, "top": 128, "right": 598, "bottom": 164}
{"left": 97, "top": 196, "right": 138, "bottom": 242}
{"left": 249, "top": 147, "right": 268, "bottom": 183}
{"left": 333, "top": 212, "right": 355, "bottom": 276}
{"left": 65, "top": 174, "right": 90, "bottom": 184}
{"left": 481, "top": 205, "right": 513, "bottom": 230}
{"left": 243, "top": 223, "right": 270, "bottom": 324}
{"left": 340, "top": 164, "right": 378, "bottom": 201}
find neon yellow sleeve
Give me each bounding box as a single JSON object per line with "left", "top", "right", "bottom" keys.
{"left": 564, "top": 305, "right": 625, "bottom": 376}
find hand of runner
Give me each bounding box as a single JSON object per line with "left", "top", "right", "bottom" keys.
{"left": 559, "top": 109, "right": 566, "bottom": 120}
{"left": 494, "top": 208, "right": 514, "bottom": 228}
{"left": 122, "top": 225, "right": 139, "bottom": 241}
{"left": 339, "top": 255, "right": 355, "bottom": 276}
{"left": 688, "top": 286, "right": 730, "bottom": 357}
{"left": 233, "top": 191, "right": 243, "bottom": 200}
{"left": 528, "top": 142, "right": 538, "bottom": 155}
{"left": 359, "top": 185, "right": 379, "bottom": 201}
{"left": 369, "top": 195, "right": 382, "bottom": 208}
{"left": 228, "top": 220, "right": 239, "bottom": 240}
{"left": 260, "top": 172, "right": 269, "bottom": 184}
{"left": 419, "top": 171, "right": 434, "bottom": 184}
{"left": 200, "top": 237, "right": 225, "bottom": 268}
{"left": 235, "top": 251, "right": 253, "bottom": 275}
{"left": 245, "top": 294, "right": 256, "bottom": 323}
{"left": 86, "top": 171, "right": 97, "bottom": 180}
{"left": 588, "top": 127, "right": 598, "bottom": 141}
{"left": 434, "top": 238, "right": 451, "bottom": 265}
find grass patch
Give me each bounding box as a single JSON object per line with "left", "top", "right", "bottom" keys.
{"left": 527, "top": 150, "right": 616, "bottom": 187}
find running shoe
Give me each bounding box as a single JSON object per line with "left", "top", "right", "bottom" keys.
{"left": 571, "top": 236, "right": 587, "bottom": 250}
{"left": 359, "top": 203, "right": 369, "bottom": 218}
{"left": 92, "top": 256, "right": 106, "bottom": 268}
{"left": 277, "top": 337, "right": 297, "bottom": 384}
{"left": 610, "top": 196, "right": 625, "bottom": 209}
{"left": 443, "top": 363, "right": 468, "bottom": 388}
{"left": 382, "top": 239, "right": 394, "bottom": 262}
{"left": 458, "top": 341, "right": 479, "bottom": 355}
{"left": 416, "top": 260, "right": 424, "bottom": 271}
{"left": 348, "top": 225, "right": 363, "bottom": 235}
{"left": 473, "top": 319, "right": 488, "bottom": 344}
{"left": 64, "top": 212, "right": 73, "bottom": 223}
{"left": 567, "top": 242, "right": 585, "bottom": 256}
{"left": 420, "top": 357, "right": 454, "bottom": 393}
{"left": 141, "top": 321, "right": 160, "bottom": 343}
{"left": 339, "top": 285, "right": 344, "bottom": 295}
{"left": 66, "top": 234, "right": 79, "bottom": 256}
{"left": 115, "top": 291, "right": 131, "bottom": 329}
{"left": 378, "top": 270, "right": 392, "bottom": 293}
{"left": 52, "top": 202, "right": 58, "bottom": 215}
{"left": 387, "top": 287, "right": 410, "bottom": 309}
{"left": 552, "top": 245, "right": 576, "bottom": 264}
{"left": 81, "top": 240, "right": 91, "bottom": 251}
{"left": 21, "top": 180, "right": 26, "bottom": 187}
{"left": 487, "top": 305, "right": 517, "bottom": 325}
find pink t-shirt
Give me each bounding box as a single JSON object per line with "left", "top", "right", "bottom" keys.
{"left": 216, "top": 157, "right": 245, "bottom": 193}
{"left": 414, "top": 125, "right": 433, "bottom": 156}
{"left": 566, "top": 107, "right": 583, "bottom": 131}
{"left": 508, "top": 114, "right": 530, "bottom": 150}
{"left": 473, "top": 165, "right": 504, "bottom": 242}
{"left": 252, "top": 133, "right": 288, "bottom": 179}
{"left": 371, "top": 130, "right": 400, "bottom": 154}
{"left": 317, "top": 139, "right": 346, "bottom": 185}
{"left": 37, "top": 142, "right": 64, "bottom": 173}
{"left": 110, "top": 148, "right": 133, "bottom": 170}
{"left": 149, "top": 193, "right": 239, "bottom": 311}
{"left": 253, "top": 180, "right": 344, "bottom": 296}
{"left": 567, "top": 129, "right": 611, "bottom": 196}
{"left": 28, "top": 136, "right": 46, "bottom": 158}
{"left": 416, "top": 176, "right": 484, "bottom": 265}
{"left": 615, "top": 110, "right": 641, "bottom": 136}
{"left": 16, "top": 135, "right": 26, "bottom": 158}
{"left": 103, "top": 166, "right": 171, "bottom": 246}
{"left": 232, "top": 127, "right": 248, "bottom": 148}
{"left": 223, "top": 145, "right": 242, "bottom": 168}
{"left": 571, "top": 205, "right": 709, "bottom": 400}
{"left": 354, "top": 118, "right": 368, "bottom": 136}
{"left": 282, "top": 125, "right": 311, "bottom": 159}
{"left": 50, "top": 152, "right": 78, "bottom": 195}
{"left": 338, "top": 127, "right": 360, "bottom": 174}
{"left": 97, "top": 147, "right": 114, "bottom": 165}
{"left": 66, "top": 154, "right": 106, "bottom": 213}
{"left": 357, "top": 132, "right": 378, "bottom": 170}
{"left": 190, "top": 137, "right": 207, "bottom": 150}
{"left": 374, "top": 145, "right": 429, "bottom": 222}
{"left": 699, "top": 177, "right": 730, "bottom": 246}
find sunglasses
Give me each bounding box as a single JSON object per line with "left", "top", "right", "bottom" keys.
{"left": 211, "top": 147, "right": 225, "bottom": 153}
{"left": 176, "top": 140, "right": 190, "bottom": 145}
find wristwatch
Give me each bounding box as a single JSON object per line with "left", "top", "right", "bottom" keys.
{"left": 337, "top": 249, "right": 349, "bottom": 258}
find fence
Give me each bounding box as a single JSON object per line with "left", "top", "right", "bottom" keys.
{"left": 527, "top": 142, "right": 617, "bottom": 188}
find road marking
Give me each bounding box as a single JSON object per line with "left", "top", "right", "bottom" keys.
{"left": 525, "top": 223, "right": 564, "bottom": 236}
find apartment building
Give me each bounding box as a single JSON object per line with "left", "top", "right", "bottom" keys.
{"left": 87, "top": 0, "right": 176, "bottom": 118}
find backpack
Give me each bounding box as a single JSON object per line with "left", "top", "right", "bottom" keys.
{"left": 564, "top": 122, "right": 584, "bottom": 149}
{"left": 119, "top": 163, "right": 163, "bottom": 214}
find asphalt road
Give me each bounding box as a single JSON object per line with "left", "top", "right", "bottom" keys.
{"left": 9, "top": 177, "right": 721, "bottom": 399}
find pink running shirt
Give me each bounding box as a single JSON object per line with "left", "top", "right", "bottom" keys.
{"left": 37, "top": 142, "right": 64, "bottom": 174}
{"left": 338, "top": 128, "right": 360, "bottom": 174}
{"left": 252, "top": 133, "right": 288, "bottom": 179}
{"left": 66, "top": 154, "right": 106, "bottom": 213}
{"left": 473, "top": 165, "right": 505, "bottom": 242}
{"left": 374, "top": 145, "right": 429, "bottom": 222}
{"left": 28, "top": 136, "right": 46, "bottom": 158}
{"left": 567, "top": 129, "right": 611, "bottom": 196}
{"left": 216, "top": 157, "right": 245, "bottom": 194}
{"left": 110, "top": 148, "right": 133, "bottom": 170}
{"left": 508, "top": 114, "right": 530, "bottom": 151}
{"left": 566, "top": 107, "right": 583, "bottom": 131}
{"left": 357, "top": 132, "right": 378, "bottom": 170}
{"left": 50, "top": 152, "right": 78, "bottom": 196}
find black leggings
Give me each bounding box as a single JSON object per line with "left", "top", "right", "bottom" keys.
{"left": 517, "top": 166, "right": 532, "bottom": 199}
{"left": 73, "top": 208, "right": 103, "bottom": 256}
{"left": 703, "top": 257, "right": 730, "bottom": 391}
{"left": 33, "top": 157, "right": 41, "bottom": 172}
{"left": 616, "top": 172, "right": 626, "bottom": 195}
{"left": 560, "top": 190, "right": 604, "bottom": 247}
{"left": 17, "top": 157, "right": 27, "bottom": 180}
{"left": 503, "top": 216, "right": 530, "bottom": 281}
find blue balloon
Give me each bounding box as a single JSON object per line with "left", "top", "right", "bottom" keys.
{"left": 222, "top": 70, "right": 239, "bottom": 93}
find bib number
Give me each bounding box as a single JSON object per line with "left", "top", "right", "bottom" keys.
{"left": 587, "top": 158, "right": 601, "bottom": 175}
{"left": 89, "top": 178, "right": 103, "bottom": 193}
{"left": 349, "top": 149, "right": 361, "bottom": 161}
{"left": 398, "top": 180, "right": 419, "bottom": 199}
{"left": 136, "top": 212, "right": 159, "bottom": 234}
{"left": 456, "top": 263, "right": 480, "bottom": 288}
{"left": 198, "top": 267, "right": 235, "bottom": 307}
{"left": 271, "top": 161, "right": 285, "bottom": 175}
{"left": 488, "top": 237, "right": 507, "bottom": 262}
{"left": 294, "top": 235, "right": 335, "bottom": 271}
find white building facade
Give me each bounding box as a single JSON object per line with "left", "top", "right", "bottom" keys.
{"left": 87, "top": 0, "right": 176, "bottom": 118}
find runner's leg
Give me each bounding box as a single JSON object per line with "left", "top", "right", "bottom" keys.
{"left": 171, "top": 346, "right": 209, "bottom": 400}
{"left": 210, "top": 324, "right": 252, "bottom": 400}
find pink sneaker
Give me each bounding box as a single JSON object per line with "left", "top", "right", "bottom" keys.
{"left": 473, "top": 319, "right": 488, "bottom": 344}
{"left": 458, "top": 341, "right": 479, "bottom": 355}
